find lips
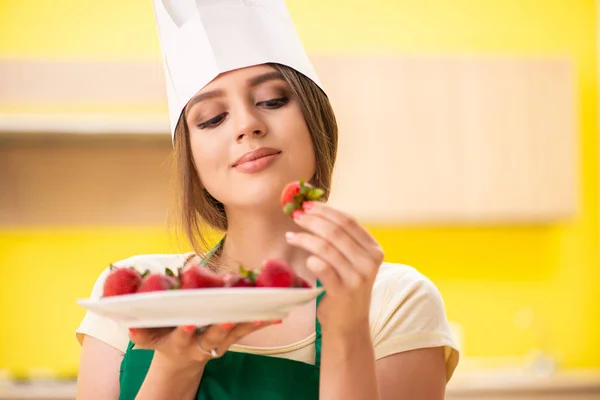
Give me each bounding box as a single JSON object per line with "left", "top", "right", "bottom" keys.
{"left": 232, "top": 147, "right": 281, "bottom": 167}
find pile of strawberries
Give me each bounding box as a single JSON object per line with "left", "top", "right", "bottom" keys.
{"left": 102, "top": 180, "right": 324, "bottom": 298}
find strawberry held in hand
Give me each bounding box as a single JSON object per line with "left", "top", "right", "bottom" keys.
{"left": 102, "top": 266, "right": 143, "bottom": 297}
{"left": 280, "top": 179, "right": 325, "bottom": 216}
{"left": 180, "top": 264, "right": 225, "bottom": 289}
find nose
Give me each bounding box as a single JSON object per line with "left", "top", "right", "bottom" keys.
{"left": 234, "top": 105, "right": 267, "bottom": 142}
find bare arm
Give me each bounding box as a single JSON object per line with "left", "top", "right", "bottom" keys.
{"left": 320, "top": 324, "right": 378, "bottom": 400}
{"left": 289, "top": 202, "right": 452, "bottom": 398}
{"left": 134, "top": 352, "right": 204, "bottom": 400}
{"left": 76, "top": 336, "right": 122, "bottom": 400}
{"left": 321, "top": 326, "right": 447, "bottom": 400}
{"left": 75, "top": 334, "right": 204, "bottom": 400}
{"left": 376, "top": 347, "right": 446, "bottom": 400}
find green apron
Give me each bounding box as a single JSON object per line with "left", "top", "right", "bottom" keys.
{"left": 118, "top": 244, "right": 323, "bottom": 399}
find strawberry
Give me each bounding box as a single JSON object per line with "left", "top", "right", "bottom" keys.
{"left": 225, "top": 266, "right": 257, "bottom": 288}
{"left": 280, "top": 179, "right": 325, "bottom": 216}
{"left": 256, "top": 259, "right": 298, "bottom": 288}
{"left": 137, "top": 273, "right": 178, "bottom": 293}
{"left": 180, "top": 264, "right": 225, "bottom": 289}
{"left": 295, "top": 276, "right": 312, "bottom": 289}
{"left": 102, "top": 266, "right": 143, "bottom": 297}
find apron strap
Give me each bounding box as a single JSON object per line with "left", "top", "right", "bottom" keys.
{"left": 199, "top": 237, "right": 225, "bottom": 266}
{"left": 314, "top": 280, "right": 323, "bottom": 367}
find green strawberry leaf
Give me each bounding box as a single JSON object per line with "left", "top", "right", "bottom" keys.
{"left": 246, "top": 270, "right": 257, "bottom": 282}
{"left": 283, "top": 202, "right": 297, "bottom": 215}
{"left": 239, "top": 265, "right": 250, "bottom": 277}
{"left": 141, "top": 269, "right": 150, "bottom": 279}
{"left": 307, "top": 188, "right": 325, "bottom": 200}
{"left": 237, "top": 265, "right": 257, "bottom": 283}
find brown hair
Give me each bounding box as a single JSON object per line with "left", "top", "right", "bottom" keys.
{"left": 169, "top": 63, "right": 338, "bottom": 266}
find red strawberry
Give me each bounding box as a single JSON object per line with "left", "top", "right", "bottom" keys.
{"left": 280, "top": 179, "right": 325, "bottom": 216}
{"left": 280, "top": 182, "right": 301, "bottom": 209}
{"left": 225, "top": 266, "right": 257, "bottom": 288}
{"left": 102, "top": 266, "right": 143, "bottom": 297}
{"left": 180, "top": 264, "right": 225, "bottom": 289}
{"left": 295, "top": 276, "right": 312, "bottom": 289}
{"left": 256, "top": 259, "right": 297, "bottom": 288}
{"left": 229, "top": 276, "right": 255, "bottom": 287}
{"left": 137, "top": 273, "right": 178, "bottom": 293}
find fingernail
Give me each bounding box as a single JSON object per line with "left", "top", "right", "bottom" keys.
{"left": 285, "top": 232, "right": 296, "bottom": 241}
{"left": 274, "top": 320, "right": 283, "bottom": 325}
{"left": 221, "top": 323, "right": 234, "bottom": 330}
{"left": 128, "top": 328, "right": 137, "bottom": 337}
{"left": 253, "top": 321, "right": 264, "bottom": 327}
{"left": 302, "top": 201, "right": 315, "bottom": 211}
{"left": 183, "top": 325, "right": 196, "bottom": 333}
{"left": 292, "top": 210, "right": 305, "bottom": 220}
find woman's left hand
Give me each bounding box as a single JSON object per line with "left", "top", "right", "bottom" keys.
{"left": 285, "top": 201, "right": 384, "bottom": 337}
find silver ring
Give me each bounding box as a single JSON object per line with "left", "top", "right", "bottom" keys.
{"left": 197, "top": 344, "right": 218, "bottom": 358}
{"left": 197, "top": 339, "right": 218, "bottom": 358}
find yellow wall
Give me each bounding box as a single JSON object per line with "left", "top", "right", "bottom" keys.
{"left": 0, "top": 0, "right": 598, "bottom": 377}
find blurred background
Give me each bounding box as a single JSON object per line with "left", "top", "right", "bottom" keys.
{"left": 1, "top": 0, "right": 599, "bottom": 399}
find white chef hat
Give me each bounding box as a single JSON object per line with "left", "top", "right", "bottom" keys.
{"left": 151, "top": 0, "right": 325, "bottom": 141}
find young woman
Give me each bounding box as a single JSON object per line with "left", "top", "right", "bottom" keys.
{"left": 75, "top": 2, "right": 459, "bottom": 400}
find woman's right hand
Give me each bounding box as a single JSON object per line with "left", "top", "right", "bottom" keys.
{"left": 129, "top": 321, "right": 277, "bottom": 372}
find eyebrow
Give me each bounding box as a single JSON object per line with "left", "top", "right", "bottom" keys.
{"left": 248, "top": 71, "right": 285, "bottom": 87}
{"left": 185, "top": 90, "right": 224, "bottom": 117}
{"left": 185, "top": 71, "right": 286, "bottom": 116}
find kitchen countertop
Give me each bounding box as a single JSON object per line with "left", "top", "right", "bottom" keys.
{"left": 1, "top": 369, "right": 599, "bottom": 399}
{"left": 447, "top": 369, "right": 600, "bottom": 395}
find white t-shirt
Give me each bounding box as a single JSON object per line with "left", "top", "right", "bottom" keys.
{"left": 76, "top": 253, "right": 460, "bottom": 381}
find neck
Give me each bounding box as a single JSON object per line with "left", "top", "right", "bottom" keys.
{"left": 218, "top": 205, "right": 314, "bottom": 283}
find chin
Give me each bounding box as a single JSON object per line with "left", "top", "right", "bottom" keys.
{"left": 219, "top": 176, "right": 283, "bottom": 210}
{"left": 228, "top": 172, "right": 309, "bottom": 210}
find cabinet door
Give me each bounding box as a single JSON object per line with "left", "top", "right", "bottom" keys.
{"left": 312, "top": 55, "right": 578, "bottom": 224}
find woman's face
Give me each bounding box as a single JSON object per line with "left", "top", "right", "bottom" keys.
{"left": 185, "top": 64, "right": 316, "bottom": 211}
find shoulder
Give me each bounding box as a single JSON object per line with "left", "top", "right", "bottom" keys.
{"left": 373, "top": 262, "right": 434, "bottom": 290}
{"left": 369, "top": 262, "right": 460, "bottom": 381}
{"left": 371, "top": 262, "right": 445, "bottom": 305}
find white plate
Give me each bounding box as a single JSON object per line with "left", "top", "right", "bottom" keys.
{"left": 77, "top": 287, "right": 323, "bottom": 328}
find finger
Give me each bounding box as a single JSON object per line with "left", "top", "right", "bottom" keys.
{"left": 286, "top": 232, "right": 363, "bottom": 289}
{"left": 292, "top": 211, "right": 374, "bottom": 278}
{"left": 303, "top": 201, "right": 383, "bottom": 260}
{"left": 218, "top": 321, "right": 279, "bottom": 350}
{"left": 169, "top": 325, "right": 197, "bottom": 353}
{"left": 305, "top": 255, "right": 343, "bottom": 292}
{"left": 129, "top": 327, "right": 173, "bottom": 350}
{"left": 197, "top": 323, "right": 235, "bottom": 357}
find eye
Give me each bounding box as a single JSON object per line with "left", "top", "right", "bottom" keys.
{"left": 197, "top": 113, "right": 227, "bottom": 129}
{"left": 258, "top": 97, "right": 289, "bottom": 109}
